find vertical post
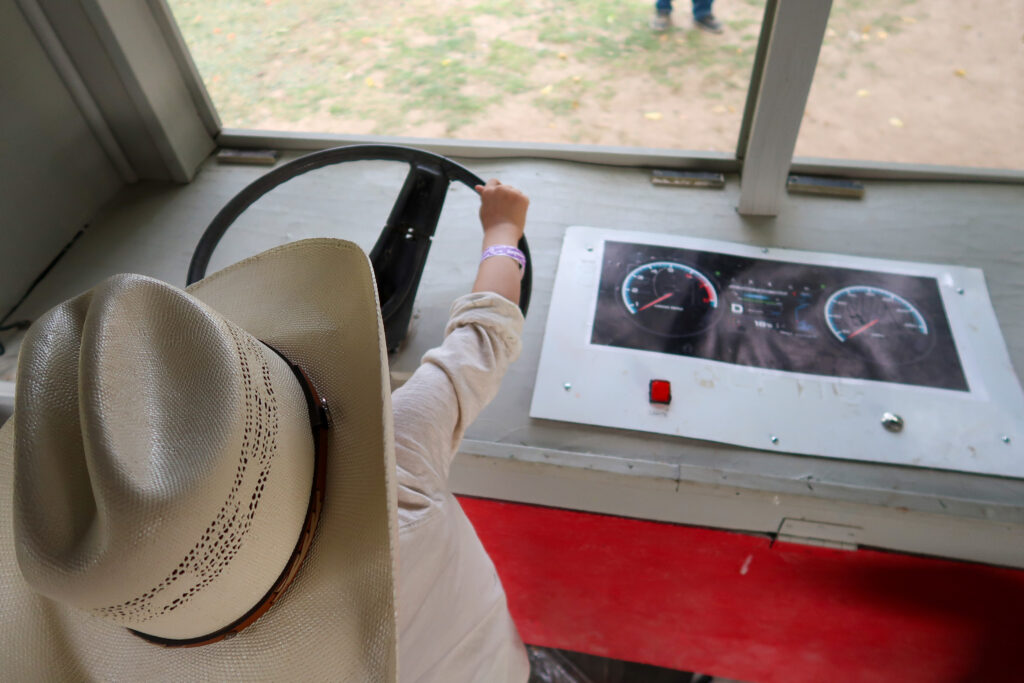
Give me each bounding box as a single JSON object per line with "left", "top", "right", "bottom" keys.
{"left": 737, "top": 0, "right": 832, "bottom": 216}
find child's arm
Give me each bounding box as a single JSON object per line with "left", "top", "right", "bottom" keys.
{"left": 392, "top": 180, "right": 528, "bottom": 509}
{"left": 472, "top": 179, "right": 529, "bottom": 305}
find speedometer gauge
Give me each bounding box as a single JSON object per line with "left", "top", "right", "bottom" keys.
{"left": 825, "top": 285, "right": 932, "bottom": 364}
{"left": 621, "top": 261, "right": 719, "bottom": 336}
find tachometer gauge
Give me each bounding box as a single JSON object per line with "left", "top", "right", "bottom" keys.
{"left": 621, "top": 261, "right": 719, "bottom": 336}
{"left": 825, "top": 285, "right": 932, "bottom": 363}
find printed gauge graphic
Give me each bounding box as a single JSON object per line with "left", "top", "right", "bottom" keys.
{"left": 621, "top": 261, "right": 719, "bottom": 336}
{"left": 825, "top": 285, "right": 932, "bottom": 363}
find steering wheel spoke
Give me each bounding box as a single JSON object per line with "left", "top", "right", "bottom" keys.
{"left": 371, "top": 161, "right": 451, "bottom": 348}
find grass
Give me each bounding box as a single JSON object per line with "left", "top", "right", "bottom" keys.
{"left": 166, "top": 0, "right": 939, "bottom": 148}
{"left": 167, "top": 0, "right": 766, "bottom": 137}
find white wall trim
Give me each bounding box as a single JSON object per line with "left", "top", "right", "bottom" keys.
{"left": 146, "top": 0, "right": 220, "bottom": 137}
{"left": 790, "top": 157, "right": 1024, "bottom": 184}
{"left": 218, "top": 129, "right": 1024, "bottom": 184}
{"left": 81, "top": 0, "right": 210, "bottom": 182}
{"left": 737, "top": 0, "right": 832, "bottom": 215}
{"left": 15, "top": 0, "right": 137, "bottom": 183}
{"left": 217, "top": 129, "right": 740, "bottom": 170}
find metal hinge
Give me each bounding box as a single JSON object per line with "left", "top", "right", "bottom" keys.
{"left": 776, "top": 518, "right": 862, "bottom": 551}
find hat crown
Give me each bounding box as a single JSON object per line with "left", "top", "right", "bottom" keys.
{"left": 13, "top": 274, "right": 314, "bottom": 640}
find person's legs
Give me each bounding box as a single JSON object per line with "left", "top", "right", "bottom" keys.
{"left": 691, "top": 0, "right": 713, "bottom": 19}
{"left": 652, "top": 0, "right": 673, "bottom": 31}
{"left": 692, "top": 0, "right": 723, "bottom": 33}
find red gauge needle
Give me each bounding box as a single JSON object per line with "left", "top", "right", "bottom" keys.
{"left": 846, "top": 318, "right": 879, "bottom": 340}
{"left": 637, "top": 292, "right": 674, "bottom": 312}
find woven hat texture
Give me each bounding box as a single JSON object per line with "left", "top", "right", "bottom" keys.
{"left": 0, "top": 239, "right": 398, "bottom": 681}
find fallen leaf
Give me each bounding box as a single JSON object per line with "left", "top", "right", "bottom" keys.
{"left": 365, "top": 76, "right": 377, "bottom": 88}
{"left": 900, "top": 15, "right": 916, "bottom": 24}
{"left": 712, "top": 105, "right": 727, "bottom": 114}
{"left": 856, "top": 88, "right": 870, "bottom": 97}
{"left": 727, "top": 105, "right": 736, "bottom": 113}
{"left": 441, "top": 58, "right": 452, "bottom": 66}
{"left": 213, "top": 27, "right": 222, "bottom": 34}
{"left": 876, "top": 30, "right": 887, "bottom": 39}
{"left": 557, "top": 52, "right": 568, "bottom": 60}
{"left": 826, "top": 28, "right": 837, "bottom": 38}
{"left": 193, "top": 14, "right": 202, "bottom": 23}
{"left": 954, "top": 68, "right": 966, "bottom": 77}
{"left": 889, "top": 117, "right": 904, "bottom": 128}
{"left": 735, "top": 47, "right": 742, "bottom": 54}
{"left": 540, "top": 85, "right": 553, "bottom": 95}
{"left": 572, "top": 100, "right": 580, "bottom": 110}
{"left": 211, "top": 74, "right": 222, "bottom": 84}
{"left": 227, "top": 32, "right": 236, "bottom": 41}
{"left": 572, "top": 75, "right": 581, "bottom": 82}
{"left": 861, "top": 24, "right": 872, "bottom": 33}
{"left": 860, "top": 33, "right": 871, "bottom": 42}
{"left": 361, "top": 36, "right": 372, "bottom": 44}
{"left": 644, "top": 112, "right": 663, "bottom": 120}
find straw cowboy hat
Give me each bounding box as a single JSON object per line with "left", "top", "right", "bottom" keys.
{"left": 0, "top": 239, "right": 398, "bottom": 680}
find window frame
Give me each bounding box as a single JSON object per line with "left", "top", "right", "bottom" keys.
{"left": 26, "top": 0, "right": 1024, "bottom": 204}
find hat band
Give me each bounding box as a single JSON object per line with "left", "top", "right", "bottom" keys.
{"left": 130, "top": 344, "right": 330, "bottom": 648}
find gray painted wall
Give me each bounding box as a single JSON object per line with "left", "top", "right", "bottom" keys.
{"left": 0, "top": 2, "right": 123, "bottom": 317}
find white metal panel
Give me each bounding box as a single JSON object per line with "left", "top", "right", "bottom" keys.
{"left": 531, "top": 226, "right": 1024, "bottom": 477}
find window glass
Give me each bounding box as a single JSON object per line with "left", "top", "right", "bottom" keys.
{"left": 167, "top": 0, "right": 765, "bottom": 153}
{"left": 795, "top": 1, "right": 1023, "bottom": 169}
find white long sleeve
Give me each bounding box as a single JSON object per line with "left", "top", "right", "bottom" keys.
{"left": 393, "top": 292, "right": 529, "bottom": 683}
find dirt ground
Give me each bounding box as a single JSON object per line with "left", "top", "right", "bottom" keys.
{"left": 171, "top": 0, "right": 1023, "bottom": 169}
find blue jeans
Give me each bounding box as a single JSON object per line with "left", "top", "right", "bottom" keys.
{"left": 655, "top": 0, "right": 713, "bottom": 19}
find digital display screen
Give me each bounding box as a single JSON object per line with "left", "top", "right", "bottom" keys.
{"left": 591, "top": 241, "right": 969, "bottom": 391}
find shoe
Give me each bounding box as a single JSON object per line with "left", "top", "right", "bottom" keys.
{"left": 694, "top": 14, "right": 724, "bottom": 34}
{"left": 650, "top": 11, "right": 673, "bottom": 32}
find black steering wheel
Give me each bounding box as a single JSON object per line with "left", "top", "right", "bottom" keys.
{"left": 187, "top": 144, "right": 531, "bottom": 352}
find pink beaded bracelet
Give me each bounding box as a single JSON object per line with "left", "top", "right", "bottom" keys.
{"left": 480, "top": 245, "right": 526, "bottom": 277}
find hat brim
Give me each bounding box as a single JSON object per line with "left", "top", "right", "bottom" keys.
{"left": 0, "top": 239, "right": 397, "bottom": 680}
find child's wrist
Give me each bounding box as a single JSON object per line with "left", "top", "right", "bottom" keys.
{"left": 480, "top": 245, "right": 526, "bottom": 277}
{"left": 482, "top": 221, "right": 523, "bottom": 245}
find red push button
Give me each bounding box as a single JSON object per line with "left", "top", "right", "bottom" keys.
{"left": 649, "top": 379, "right": 671, "bottom": 405}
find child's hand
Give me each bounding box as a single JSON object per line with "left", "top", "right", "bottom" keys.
{"left": 475, "top": 179, "right": 529, "bottom": 245}
{"left": 471, "top": 179, "right": 529, "bottom": 304}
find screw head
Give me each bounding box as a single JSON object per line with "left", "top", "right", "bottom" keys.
{"left": 761, "top": 247, "right": 769, "bottom": 254}
{"left": 956, "top": 287, "right": 965, "bottom": 295}
{"left": 881, "top": 412, "right": 904, "bottom": 433}
{"left": 769, "top": 434, "right": 779, "bottom": 444}
{"left": 563, "top": 382, "right": 572, "bottom": 391}
{"left": 1003, "top": 435, "right": 1012, "bottom": 444}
